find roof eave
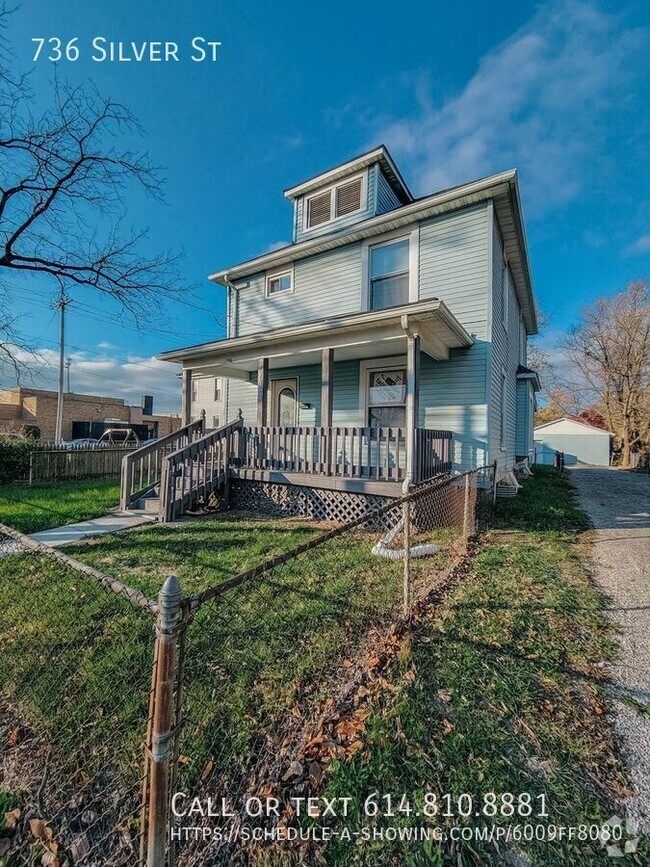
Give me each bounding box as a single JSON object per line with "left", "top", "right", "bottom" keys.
{"left": 209, "top": 169, "right": 518, "bottom": 283}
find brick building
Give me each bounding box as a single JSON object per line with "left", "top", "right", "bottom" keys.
{"left": 0, "top": 387, "right": 181, "bottom": 441}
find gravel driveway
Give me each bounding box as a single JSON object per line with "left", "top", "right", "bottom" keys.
{"left": 571, "top": 467, "right": 650, "bottom": 833}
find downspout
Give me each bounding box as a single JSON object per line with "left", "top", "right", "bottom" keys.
{"left": 400, "top": 313, "right": 418, "bottom": 493}
{"left": 223, "top": 272, "right": 236, "bottom": 423}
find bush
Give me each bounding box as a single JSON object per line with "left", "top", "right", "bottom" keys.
{"left": 0, "top": 436, "right": 36, "bottom": 484}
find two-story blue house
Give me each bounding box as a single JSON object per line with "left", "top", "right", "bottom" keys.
{"left": 122, "top": 147, "right": 539, "bottom": 521}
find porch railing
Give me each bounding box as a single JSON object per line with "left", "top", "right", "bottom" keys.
{"left": 120, "top": 419, "right": 204, "bottom": 510}
{"left": 159, "top": 419, "right": 244, "bottom": 523}
{"left": 239, "top": 426, "right": 453, "bottom": 483}
{"left": 414, "top": 428, "right": 453, "bottom": 482}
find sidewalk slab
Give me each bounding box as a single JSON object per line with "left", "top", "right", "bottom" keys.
{"left": 29, "top": 513, "right": 156, "bottom": 548}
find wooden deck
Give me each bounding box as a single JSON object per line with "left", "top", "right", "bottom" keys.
{"left": 120, "top": 420, "right": 453, "bottom": 520}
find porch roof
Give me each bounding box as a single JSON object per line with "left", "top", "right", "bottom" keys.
{"left": 158, "top": 299, "right": 473, "bottom": 377}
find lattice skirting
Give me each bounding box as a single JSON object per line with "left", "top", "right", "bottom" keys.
{"left": 230, "top": 480, "right": 398, "bottom": 527}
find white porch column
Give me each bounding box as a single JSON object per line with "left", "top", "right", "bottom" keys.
{"left": 405, "top": 332, "right": 420, "bottom": 485}
{"left": 321, "top": 348, "right": 333, "bottom": 428}
{"left": 181, "top": 368, "right": 192, "bottom": 426}
{"left": 257, "top": 357, "right": 269, "bottom": 426}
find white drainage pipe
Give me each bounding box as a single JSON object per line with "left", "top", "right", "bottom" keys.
{"left": 371, "top": 515, "right": 440, "bottom": 560}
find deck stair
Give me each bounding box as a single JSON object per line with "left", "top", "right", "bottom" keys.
{"left": 120, "top": 419, "right": 244, "bottom": 522}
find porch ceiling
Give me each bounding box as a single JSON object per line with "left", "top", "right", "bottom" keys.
{"left": 158, "top": 299, "right": 473, "bottom": 377}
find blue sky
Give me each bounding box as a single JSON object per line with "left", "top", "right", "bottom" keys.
{"left": 2, "top": 0, "right": 649, "bottom": 411}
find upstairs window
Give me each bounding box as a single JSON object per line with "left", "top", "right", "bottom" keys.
{"left": 266, "top": 270, "right": 293, "bottom": 296}
{"left": 370, "top": 238, "right": 410, "bottom": 310}
{"left": 304, "top": 174, "right": 365, "bottom": 229}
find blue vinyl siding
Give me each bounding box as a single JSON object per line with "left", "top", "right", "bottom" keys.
{"left": 375, "top": 165, "right": 402, "bottom": 214}
{"left": 233, "top": 244, "right": 362, "bottom": 337}
{"left": 516, "top": 379, "right": 532, "bottom": 457}
{"left": 489, "top": 210, "right": 523, "bottom": 473}
{"left": 418, "top": 204, "right": 490, "bottom": 470}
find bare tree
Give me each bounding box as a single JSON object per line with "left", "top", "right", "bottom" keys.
{"left": 563, "top": 282, "right": 650, "bottom": 467}
{"left": 0, "top": 7, "right": 180, "bottom": 374}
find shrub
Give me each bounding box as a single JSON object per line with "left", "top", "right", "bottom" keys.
{"left": 0, "top": 436, "right": 36, "bottom": 484}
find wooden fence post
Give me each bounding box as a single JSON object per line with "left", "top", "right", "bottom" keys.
{"left": 147, "top": 575, "right": 182, "bottom": 867}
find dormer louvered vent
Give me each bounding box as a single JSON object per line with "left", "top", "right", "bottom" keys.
{"left": 306, "top": 191, "right": 332, "bottom": 228}
{"left": 335, "top": 178, "right": 362, "bottom": 216}
{"left": 304, "top": 173, "right": 365, "bottom": 230}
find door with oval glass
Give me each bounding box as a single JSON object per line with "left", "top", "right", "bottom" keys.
{"left": 270, "top": 378, "right": 299, "bottom": 427}
{"left": 269, "top": 378, "right": 299, "bottom": 469}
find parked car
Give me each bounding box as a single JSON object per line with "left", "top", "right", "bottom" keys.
{"left": 97, "top": 428, "right": 140, "bottom": 447}
{"left": 64, "top": 438, "right": 103, "bottom": 449}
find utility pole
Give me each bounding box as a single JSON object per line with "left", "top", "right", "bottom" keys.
{"left": 53, "top": 290, "right": 72, "bottom": 444}
{"left": 66, "top": 357, "right": 72, "bottom": 393}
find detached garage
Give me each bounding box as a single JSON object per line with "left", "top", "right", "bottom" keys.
{"left": 534, "top": 417, "right": 612, "bottom": 467}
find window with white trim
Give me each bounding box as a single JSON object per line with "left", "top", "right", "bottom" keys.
{"left": 266, "top": 271, "right": 293, "bottom": 295}
{"left": 212, "top": 414, "right": 220, "bottom": 428}
{"left": 214, "top": 377, "right": 222, "bottom": 402}
{"left": 367, "top": 368, "right": 406, "bottom": 427}
{"left": 304, "top": 174, "right": 364, "bottom": 229}
{"left": 369, "top": 237, "right": 410, "bottom": 310}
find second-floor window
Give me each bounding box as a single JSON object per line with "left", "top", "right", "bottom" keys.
{"left": 214, "top": 377, "right": 222, "bottom": 402}
{"left": 370, "top": 238, "right": 410, "bottom": 310}
{"left": 266, "top": 271, "right": 293, "bottom": 295}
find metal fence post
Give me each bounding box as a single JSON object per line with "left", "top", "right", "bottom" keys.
{"left": 492, "top": 459, "right": 498, "bottom": 506}
{"left": 462, "top": 473, "right": 471, "bottom": 546}
{"left": 147, "top": 575, "right": 182, "bottom": 867}
{"left": 402, "top": 483, "right": 411, "bottom": 618}
{"left": 28, "top": 450, "right": 34, "bottom": 486}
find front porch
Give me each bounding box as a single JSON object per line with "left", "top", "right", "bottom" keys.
{"left": 133, "top": 300, "right": 472, "bottom": 520}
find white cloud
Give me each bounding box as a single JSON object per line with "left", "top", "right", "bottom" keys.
{"left": 1, "top": 346, "right": 182, "bottom": 413}
{"left": 625, "top": 233, "right": 650, "bottom": 255}
{"left": 265, "top": 240, "right": 291, "bottom": 253}
{"left": 97, "top": 340, "right": 119, "bottom": 350}
{"left": 370, "top": 0, "right": 645, "bottom": 215}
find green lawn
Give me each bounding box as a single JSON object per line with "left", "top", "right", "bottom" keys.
{"left": 0, "top": 478, "right": 120, "bottom": 534}
{"left": 0, "top": 511, "right": 453, "bottom": 862}
{"left": 318, "top": 468, "right": 645, "bottom": 866}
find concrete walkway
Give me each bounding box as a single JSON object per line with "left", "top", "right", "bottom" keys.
{"left": 29, "top": 512, "right": 156, "bottom": 547}
{"left": 571, "top": 466, "right": 650, "bottom": 833}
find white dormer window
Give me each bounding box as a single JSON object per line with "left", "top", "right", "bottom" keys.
{"left": 266, "top": 270, "right": 293, "bottom": 296}
{"left": 304, "top": 174, "right": 365, "bottom": 230}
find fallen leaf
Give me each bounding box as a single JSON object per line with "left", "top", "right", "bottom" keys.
{"left": 29, "top": 819, "right": 47, "bottom": 840}
{"left": 4, "top": 808, "right": 20, "bottom": 829}
{"left": 442, "top": 719, "right": 454, "bottom": 735}
{"left": 8, "top": 727, "right": 21, "bottom": 746}
{"left": 308, "top": 761, "right": 322, "bottom": 786}
{"left": 437, "top": 688, "right": 452, "bottom": 702}
{"left": 200, "top": 760, "right": 214, "bottom": 782}
{"left": 282, "top": 760, "right": 303, "bottom": 781}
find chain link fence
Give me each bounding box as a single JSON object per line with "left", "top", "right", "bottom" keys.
{"left": 167, "top": 466, "right": 495, "bottom": 866}
{"left": 0, "top": 526, "right": 157, "bottom": 866}
{"left": 0, "top": 464, "right": 495, "bottom": 866}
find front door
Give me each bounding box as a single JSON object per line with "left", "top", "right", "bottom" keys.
{"left": 270, "top": 378, "right": 299, "bottom": 427}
